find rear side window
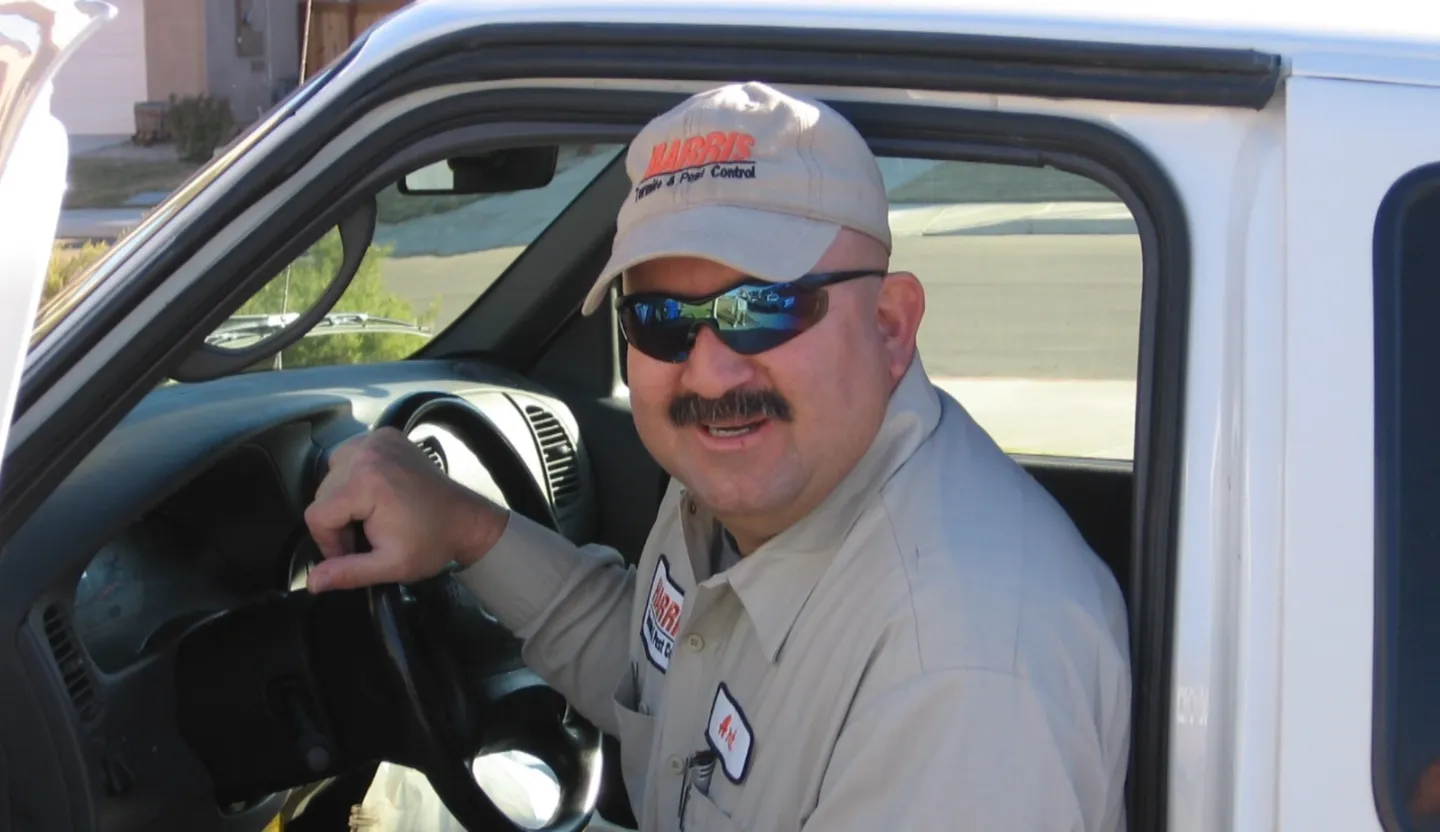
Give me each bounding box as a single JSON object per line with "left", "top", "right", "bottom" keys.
{"left": 1374, "top": 163, "right": 1440, "bottom": 831}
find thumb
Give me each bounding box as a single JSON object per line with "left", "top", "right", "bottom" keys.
{"left": 307, "top": 551, "right": 396, "bottom": 593}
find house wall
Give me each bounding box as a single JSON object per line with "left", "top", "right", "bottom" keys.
{"left": 205, "top": 0, "right": 303, "bottom": 126}
{"left": 51, "top": 0, "right": 150, "bottom": 136}
{"left": 145, "top": 0, "right": 207, "bottom": 101}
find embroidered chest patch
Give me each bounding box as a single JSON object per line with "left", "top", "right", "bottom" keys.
{"left": 705, "top": 683, "right": 754, "bottom": 783}
{"left": 642, "top": 555, "right": 685, "bottom": 672}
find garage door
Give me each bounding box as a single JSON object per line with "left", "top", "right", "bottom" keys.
{"left": 51, "top": 0, "right": 147, "bottom": 137}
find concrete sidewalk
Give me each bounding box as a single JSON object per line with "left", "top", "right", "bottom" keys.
{"left": 935, "top": 377, "right": 1137, "bottom": 460}
{"left": 891, "top": 201, "right": 1135, "bottom": 236}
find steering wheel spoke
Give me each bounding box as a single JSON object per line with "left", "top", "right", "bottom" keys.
{"left": 357, "top": 394, "right": 602, "bottom": 831}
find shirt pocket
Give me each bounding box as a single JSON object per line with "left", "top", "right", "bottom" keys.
{"left": 680, "top": 785, "right": 742, "bottom": 832}
{"left": 611, "top": 664, "right": 658, "bottom": 814}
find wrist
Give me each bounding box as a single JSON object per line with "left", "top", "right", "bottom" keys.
{"left": 455, "top": 496, "right": 510, "bottom": 568}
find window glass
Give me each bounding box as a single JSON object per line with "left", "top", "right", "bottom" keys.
{"left": 882, "top": 157, "right": 1141, "bottom": 460}
{"left": 229, "top": 143, "right": 623, "bottom": 371}
{"left": 1374, "top": 166, "right": 1440, "bottom": 832}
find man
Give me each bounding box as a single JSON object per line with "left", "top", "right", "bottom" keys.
{"left": 304, "top": 81, "right": 1131, "bottom": 831}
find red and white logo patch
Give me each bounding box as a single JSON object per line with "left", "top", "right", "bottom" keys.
{"left": 641, "top": 556, "right": 684, "bottom": 672}
{"left": 705, "top": 683, "right": 753, "bottom": 783}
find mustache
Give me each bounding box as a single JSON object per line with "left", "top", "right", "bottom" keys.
{"left": 669, "top": 388, "right": 793, "bottom": 426}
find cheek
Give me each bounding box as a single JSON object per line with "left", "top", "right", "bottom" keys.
{"left": 763, "top": 314, "right": 885, "bottom": 428}
{"left": 754, "top": 347, "right": 834, "bottom": 426}
{"left": 627, "top": 349, "right": 680, "bottom": 433}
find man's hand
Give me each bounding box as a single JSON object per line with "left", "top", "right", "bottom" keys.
{"left": 303, "top": 427, "right": 509, "bottom": 593}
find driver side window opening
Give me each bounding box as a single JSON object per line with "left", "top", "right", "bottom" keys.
{"left": 565, "top": 119, "right": 1169, "bottom": 832}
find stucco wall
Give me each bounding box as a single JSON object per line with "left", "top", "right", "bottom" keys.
{"left": 145, "top": 0, "right": 207, "bottom": 101}
{"left": 206, "top": 0, "right": 302, "bottom": 125}
{"left": 51, "top": 0, "right": 149, "bottom": 136}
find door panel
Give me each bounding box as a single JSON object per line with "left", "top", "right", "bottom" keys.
{"left": 1284, "top": 75, "right": 1440, "bottom": 832}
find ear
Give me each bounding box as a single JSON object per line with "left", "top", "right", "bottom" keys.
{"left": 874, "top": 272, "right": 925, "bottom": 381}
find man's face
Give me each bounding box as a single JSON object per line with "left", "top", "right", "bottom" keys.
{"left": 623, "top": 229, "right": 923, "bottom": 545}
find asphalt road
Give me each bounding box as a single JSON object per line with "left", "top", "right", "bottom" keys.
{"left": 896, "top": 233, "right": 1142, "bottom": 381}
{"left": 379, "top": 232, "right": 1144, "bottom": 382}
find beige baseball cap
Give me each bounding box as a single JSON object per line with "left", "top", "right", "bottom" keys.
{"left": 580, "top": 81, "right": 891, "bottom": 316}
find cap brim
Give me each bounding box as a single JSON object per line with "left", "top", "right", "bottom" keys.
{"left": 580, "top": 204, "right": 842, "bottom": 315}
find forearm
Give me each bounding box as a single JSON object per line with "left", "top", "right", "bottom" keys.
{"left": 455, "top": 510, "right": 634, "bottom": 737}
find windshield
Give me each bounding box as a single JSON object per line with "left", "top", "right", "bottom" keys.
{"left": 31, "top": 36, "right": 621, "bottom": 379}
{"left": 27, "top": 51, "right": 355, "bottom": 356}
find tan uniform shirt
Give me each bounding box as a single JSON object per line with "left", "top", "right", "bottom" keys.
{"left": 460, "top": 357, "right": 1131, "bottom": 831}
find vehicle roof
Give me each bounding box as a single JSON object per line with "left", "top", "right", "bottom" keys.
{"left": 376, "top": 0, "right": 1440, "bottom": 68}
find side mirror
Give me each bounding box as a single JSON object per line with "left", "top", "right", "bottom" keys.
{"left": 397, "top": 146, "right": 559, "bottom": 196}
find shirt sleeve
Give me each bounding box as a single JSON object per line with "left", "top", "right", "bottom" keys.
{"left": 455, "top": 510, "right": 636, "bottom": 739}
{"left": 803, "top": 668, "right": 1128, "bottom": 832}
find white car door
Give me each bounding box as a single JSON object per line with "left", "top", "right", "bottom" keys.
{"left": 0, "top": 0, "right": 112, "bottom": 486}
{"left": 1277, "top": 67, "right": 1440, "bottom": 832}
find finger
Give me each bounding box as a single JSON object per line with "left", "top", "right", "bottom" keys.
{"left": 304, "top": 488, "right": 371, "bottom": 561}
{"left": 307, "top": 551, "right": 396, "bottom": 593}
{"left": 312, "top": 465, "right": 348, "bottom": 506}
{"left": 372, "top": 426, "right": 405, "bottom": 442}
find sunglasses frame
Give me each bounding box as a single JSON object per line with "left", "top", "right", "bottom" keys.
{"left": 615, "top": 269, "right": 886, "bottom": 362}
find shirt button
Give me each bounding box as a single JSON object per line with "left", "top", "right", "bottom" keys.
{"left": 669, "top": 755, "right": 685, "bottom": 774}
{"left": 687, "top": 634, "right": 705, "bottom": 652}
{"left": 687, "top": 500, "right": 697, "bottom": 515}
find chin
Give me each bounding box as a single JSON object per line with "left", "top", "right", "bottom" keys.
{"left": 681, "top": 470, "right": 804, "bottom": 519}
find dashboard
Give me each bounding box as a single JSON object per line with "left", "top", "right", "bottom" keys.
{"left": 5, "top": 358, "right": 598, "bottom": 830}
{"left": 58, "top": 359, "right": 595, "bottom": 675}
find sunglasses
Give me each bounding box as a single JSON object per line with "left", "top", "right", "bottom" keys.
{"left": 616, "top": 269, "right": 884, "bottom": 363}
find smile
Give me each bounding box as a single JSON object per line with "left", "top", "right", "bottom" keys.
{"left": 704, "top": 420, "right": 766, "bottom": 438}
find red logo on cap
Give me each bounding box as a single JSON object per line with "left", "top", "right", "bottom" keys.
{"left": 643, "top": 131, "right": 755, "bottom": 179}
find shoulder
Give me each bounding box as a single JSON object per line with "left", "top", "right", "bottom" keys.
{"left": 865, "top": 390, "right": 1130, "bottom": 685}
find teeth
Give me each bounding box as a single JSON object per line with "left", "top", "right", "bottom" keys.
{"left": 706, "top": 423, "right": 758, "bottom": 437}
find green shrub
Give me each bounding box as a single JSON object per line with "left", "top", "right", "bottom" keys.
{"left": 168, "top": 94, "right": 235, "bottom": 163}
{"left": 234, "top": 229, "right": 436, "bottom": 369}
{"left": 44, "top": 240, "right": 111, "bottom": 307}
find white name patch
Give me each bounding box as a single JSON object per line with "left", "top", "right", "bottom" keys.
{"left": 642, "top": 556, "right": 685, "bottom": 672}
{"left": 705, "top": 683, "right": 754, "bottom": 783}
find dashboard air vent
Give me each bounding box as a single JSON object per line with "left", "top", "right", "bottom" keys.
{"left": 523, "top": 404, "right": 580, "bottom": 508}
{"left": 413, "top": 436, "right": 447, "bottom": 474}
{"left": 41, "top": 605, "right": 100, "bottom": 722}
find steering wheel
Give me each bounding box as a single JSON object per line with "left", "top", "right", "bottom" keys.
{"left": 357, "top": 393, "right": 602, "bottom": 831}
{"left": 176, "top": 393, "right": 601, "bottom": 831}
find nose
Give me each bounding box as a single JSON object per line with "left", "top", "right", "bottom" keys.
{"left": 680, "top": 325, "right": 757, "bottom": 397}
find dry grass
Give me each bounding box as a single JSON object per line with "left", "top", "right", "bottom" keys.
{"left": 64, "top": 157, "right": 202, "bottom": 209}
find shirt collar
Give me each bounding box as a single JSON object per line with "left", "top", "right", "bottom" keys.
{"left": 683, "top": 355, "right": 943, "bottom": 662}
